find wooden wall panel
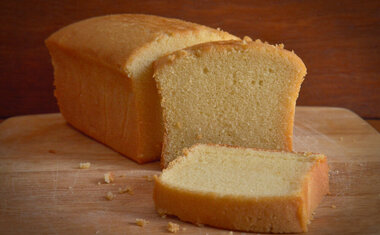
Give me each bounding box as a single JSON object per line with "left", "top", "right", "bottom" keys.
{"left": 0, "top": 0, "right": 379, "bottom": 118}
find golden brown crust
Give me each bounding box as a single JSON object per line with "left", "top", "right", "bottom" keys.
{"left": 304, "top": 155, "right": 330, "bottom": 217}
{"left": 154, "top": 179, "right": 305, "bottom": 233}
{"left": 46, "top": 14, "right": 238, "bottom": 75}
{"left": 154, "top": 39, "right": 306, "bottom": 75}
{"left": 47, "top": 47, "right": 147, "bottom": 163}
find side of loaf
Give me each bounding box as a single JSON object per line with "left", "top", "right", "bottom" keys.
{"left": 153, "top": 144, "right": 329, "bottom": 233}
{"left": 45, "top": 14, "right": 239, "bottom": 163}
{"left": 154, "top": 39, "right": 307, "bottom": 167}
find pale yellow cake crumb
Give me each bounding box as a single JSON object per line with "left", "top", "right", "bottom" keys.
{"left": 167, "top": 222, "right": 180, "bottom": 233}
{"left": 136, "top": 218, "right": 148, "bottom": 227}
{"left": 118, "top": 186, "right": 133, "bottom": 195}
{"left": 79, "top": 162, "right": 91, "bottom": 169}
{"left": 97, "top": 181, "right": 101, "bottom": 185}
{"left": 105, "top": 191, "right": 114, "bottom": 200}
{"left": 331, "top": 205, "right": 336, "bottom": 209}
{"left": 104, "top": 172, "right": 114, "bottom": 184}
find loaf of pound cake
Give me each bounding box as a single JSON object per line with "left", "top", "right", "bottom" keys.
{"left": 154, "top": 38, "right": 307, "bottom": 167}
{"left": 153, "top": 144, "right": 329, "bottom": 233}
{"left": 45, "top": 14, "right": 239, "bottom": 163}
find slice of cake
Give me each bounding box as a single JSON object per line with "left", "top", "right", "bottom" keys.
{"left": 45, "top": 14, "right": 238, "bottom": 163}
{"left": 153, "top": 144, "right": 329, "bottom": 233}
{"left": 154, "top": 38, "right": 307, "bottom": 167}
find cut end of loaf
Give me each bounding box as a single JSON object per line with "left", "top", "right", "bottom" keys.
{"left": 154, "top": 40, "right": 307, "bottom": 167}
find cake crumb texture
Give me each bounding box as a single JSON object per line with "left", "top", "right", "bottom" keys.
{"left": 144, "top": 175, "right": 154, "bottom": 182}
{"left": 154, "top": 40, "right": 307, "bottom": 167}
{"left": 136, "top": 218, "right": 148, "bottom": 227}
{"left": 79, "top": 162, "right": 91, "bottom": 169}
{"left": 118, "top": 186, "right": 133, "bottom": 195}
{"left": 104, "top": 172, "right": 114, "bottom": 184}
{"left": 167, "top": 222, "right": 180, "bottom": 233}
{"left": 105, "top": 192, "right": 114, "bottom": 201}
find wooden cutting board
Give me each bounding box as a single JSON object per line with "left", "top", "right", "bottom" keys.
{"left": 0, "top": 107, "right": 379, "bottom": 235}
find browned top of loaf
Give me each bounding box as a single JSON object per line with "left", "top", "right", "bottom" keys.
{"left": 154, "top": 38, "right": 306, "bottom": 74}
{"left": 45, "top": 14, "right": 236, "bottom": 73}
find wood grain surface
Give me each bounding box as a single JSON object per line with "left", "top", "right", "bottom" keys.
{"left": 0, "top": 0, "right": 379, "bottom": 118}
{"left": 0, "top": 107, "right": 379, "bottom": 234}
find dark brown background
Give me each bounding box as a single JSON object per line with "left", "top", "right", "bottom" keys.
{"left": 1, "top": 0, "right": 379, "bottom": 119}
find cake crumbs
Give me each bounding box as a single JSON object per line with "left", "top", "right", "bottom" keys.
{"left": 167, "top": 222, "right": 180, "bottom": 233}
{"left": 79, "top": 162, "right": 91, "bottom": 169}
{"left": 136, "top": 218, "right": 148, "bottom": 227}
{"left": 97, "top": 181, "right": 101, "bottom": 185}
{"left": 119, "top": 186, "right": 133, "bottom": 195}
{"left": 228, "top": 232, "right": 234, "bottom": 235}
{"left": 331, "top": 205, "right": 336, "bottom": 209}
{"left": 68, "top": 186, "right": 73, "bottom": 190}
{"left": 104, "top": 172, "right": 115, "bottom": 184}
{"left": 144, "top": 175, "right": 154, "bottom": 182}
{"left": 105, "top": 191, "right": 115, "bottom": 201}
{"left": 160, "top": 214, "right": 167, "bottom": 219}
{"left": 182, "top": 227, "right": 187, "bottom": 231}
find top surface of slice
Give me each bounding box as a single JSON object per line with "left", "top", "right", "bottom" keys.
{"left": 46, "top": 14, "right": 238, "bottom": 76}
{"left": 160, "top": 144, "right": 325, "bottom": 197}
